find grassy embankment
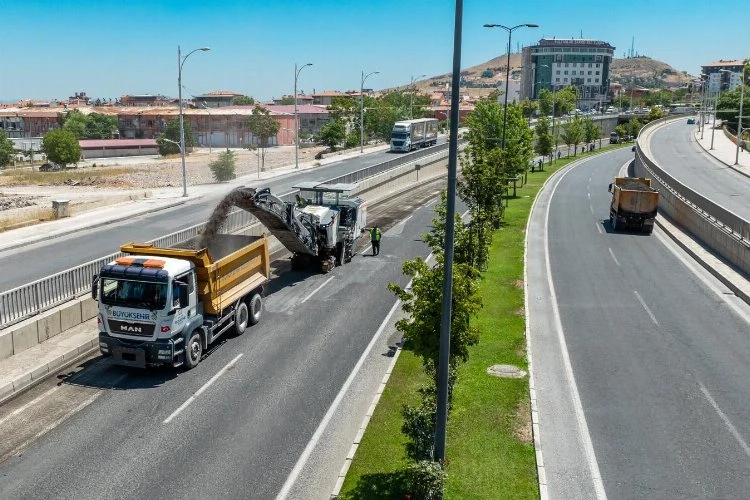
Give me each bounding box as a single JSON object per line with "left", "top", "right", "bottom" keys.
{"left": 339, "top": 144, "right": 629, "bottom": 499}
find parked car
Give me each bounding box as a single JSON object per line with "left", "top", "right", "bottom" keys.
{"left": 39, "top": 163, "right": 61, "bottom": 172}
{"left": 687, "top": 118, "right": 696, "bottom": 124}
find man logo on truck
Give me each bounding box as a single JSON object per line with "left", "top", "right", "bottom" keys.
{"left": 119, "top": 324, "right": 143, "bottom": 334}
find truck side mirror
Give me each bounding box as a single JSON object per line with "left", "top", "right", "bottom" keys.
{"left": 608, "top": 183, "right": 613, "bottom": 193}
{"left": 178, "top": 282, "right": 189, "bottom": 308}
{"left": 91, "top": 275, "right": 99, "bottom": 300}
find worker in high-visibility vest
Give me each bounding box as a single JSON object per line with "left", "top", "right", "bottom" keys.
{"left": 370, "top": 225, "right": 381, "bottom": 256}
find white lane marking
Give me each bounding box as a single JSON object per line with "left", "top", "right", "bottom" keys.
{"left": 163, "top": 353, "right": 243, "bottom": 424}
{"left": 589, "top": 204, "right": 594, "bottom": 215}
{"left": 654, "top": 230, "right": 750, "bottom": 324}
{"left": 545, "top": 161, "right": 608, "bottom": 500}
{"left": 0, "top": 386, "right": 61, "bottom": 427}
{"left": 421, "top": 199, "right": 438, "bottom": 209}
{"left": 608, "top": 248, "right": 620, "bottom": 267}
{"left": 300, "top": 276, "right": 335, "bottom": 304}
{"left": 398, "top": 214, "right": 413, "bottom": 225}
{"left": 699, "top": 381, "right": 750, "bottom": 459}
{"left": 633, "top": 291, "right": 658, "bottom": 325}
{"left": 595, "top": 221, "right": 603, "bottom": 234}
{"left": 276, "top": 297, "right": 404, "bottom": 500}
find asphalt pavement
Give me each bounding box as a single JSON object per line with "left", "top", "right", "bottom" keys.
{"left": 529, "top": 148, "right": 750, "bottom": 499}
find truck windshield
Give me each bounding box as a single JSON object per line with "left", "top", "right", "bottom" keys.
{"left": 100, "top": 278, "right": 167, "bottom": 310}
{"left": 391, "top": 132, "right": 408, "bottom": 140}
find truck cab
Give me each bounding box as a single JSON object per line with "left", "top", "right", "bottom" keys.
{"left": 94, "top": 256, "right": 199, "bottom": 367}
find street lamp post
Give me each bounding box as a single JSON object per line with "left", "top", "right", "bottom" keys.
{"left": 294, "top": 62, "right": 313, "bottom": 169}
{"left": 483, "top": 22, "right": 539, "bottom": 149}
{"left": 409, "top": 74, "right": 426, "bottom": 119}
{"left": 178, "top": 45, "right": 210, "bottom": 197}
{"left": 736, "top": 74, "right": 746, "bottom": 165}
{"left": 360, "top": 70, "right": 380, "bottom": 153}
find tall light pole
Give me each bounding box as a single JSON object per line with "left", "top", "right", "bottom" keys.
{"left": 409, "top": 74, "right": 426, "bottom": 119}
{"left": 483, "top": 22, "right": 538, "bottom": 149}
{"left": 736, "top": 73, "right": 746, "bottom": 165}
{"left": 360, "top": 70, "right": 379, "bottom": 153}
{"left": 294, "top": 62, "right": 313, "bottom": 169}
{"left": 178, "top": 45, "right": 210, "bottom": 197}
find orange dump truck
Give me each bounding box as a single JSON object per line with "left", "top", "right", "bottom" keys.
{"left": 608, "top": 177, "right": 660, "bottom": 234}
{"left": 93, "top": 234, "right": 270, "bottom": 369}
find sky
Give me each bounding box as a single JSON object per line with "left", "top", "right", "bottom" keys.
{"left": 1, "top": 0, "right": 748, "bottom": 103}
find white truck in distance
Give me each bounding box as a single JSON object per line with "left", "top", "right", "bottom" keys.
{"left": 390, "top": 118, "right": 438, "bottom": 152}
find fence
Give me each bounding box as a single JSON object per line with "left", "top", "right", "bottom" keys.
{"left": 0, "top": 142, "right": 452, "bottom": 330}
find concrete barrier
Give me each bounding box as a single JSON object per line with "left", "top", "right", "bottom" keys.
{"left": 0, "top": 297, "right": 90, "bottom": 360}
{"left": 636, "top": 118, "right": 750, "bottom": 276}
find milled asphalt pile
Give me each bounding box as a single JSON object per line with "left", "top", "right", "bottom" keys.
{"left": 619, "top": 179, "right": 656, "bottom": 191}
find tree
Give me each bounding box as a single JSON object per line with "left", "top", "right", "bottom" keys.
{"left": 534, "top": 116, "right": 554, "bottom": 159}
{"left": 42, "top": 129, "right": 81, "bottom": 167}
{"left": 582, "top": 116, "right": 600, "bottom": 145}
{"left": 278, "top": 96, "right": 296, "bottom": 105}
{"left": 615, "top": 124, "right": 629, "bottom": 140}
{"left": 627, "top": 118, "right": 643, "bottom": 139}
{"left": 555, "top": 86, "right": 579, "bottom": 116}
{"left": 156, "top": 118, "right": 195, "bottom": 156}
{"left": 246, "top": 106, "right": 281, "bottom": 172}
{"left": 209, "top": 149, "right": 237, "bottom": 182}
{"left": 717, "top": 84, "right": 749, "bottom": 132}
{"left": 0, "top": 130, "right": 15, "bottom": 167}
{"left": 561, "top": 115, "right": 584, "bottom": 155}
{"left": 537, "top": 89, "right": 553, "bottom": 117}
{"left": 61, "top": 110, "right": 117, "bottom": 139}
{"left": 319, "top": 119, "right": 346, "bottom": 151}
{"left": 232, "top": 95, "right": 255, "bottom": 105}
{"left": 520, "top": 98, "right": 537, "bottom": 123}
{"left": 646, "top": 107, "right": 664, "bottom": 122}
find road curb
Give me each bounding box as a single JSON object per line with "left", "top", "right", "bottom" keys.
{"left": 0, "top": 343, "right": 98, "bottom": 407}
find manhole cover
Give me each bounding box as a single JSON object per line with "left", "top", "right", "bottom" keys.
{"left": 487, "top": 364, "right": 527, "bottom": 378}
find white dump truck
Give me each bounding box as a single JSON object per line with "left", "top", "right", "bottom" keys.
{"left": 390, "top": 118, "right": 439, "bottom": 152}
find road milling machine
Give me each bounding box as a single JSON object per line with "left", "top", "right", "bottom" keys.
{"left": 231, "top": 182, "right": 367, "bottom": 272}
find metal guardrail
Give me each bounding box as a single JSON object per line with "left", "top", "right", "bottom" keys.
{"left": 0, "top": 143, "right": 449, "bottom": 330}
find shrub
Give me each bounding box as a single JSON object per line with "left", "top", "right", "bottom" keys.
{"left": 407, "top": 460, "right": 446, "bottom": 500}
{"left": 209, "top": 149, "right": 237, "bottom": 182}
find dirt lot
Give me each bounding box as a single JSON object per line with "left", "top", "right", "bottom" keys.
{"left": 0, "top": 146, "right": 326, "bottom": 229}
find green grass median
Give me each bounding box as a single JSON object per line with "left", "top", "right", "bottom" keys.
{"left": 339, "top": 144, "right": 628, "bottom": 499}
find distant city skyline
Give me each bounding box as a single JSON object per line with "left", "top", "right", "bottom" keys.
{"left": 1, "top": 0, "right": 747, "bottom": 103}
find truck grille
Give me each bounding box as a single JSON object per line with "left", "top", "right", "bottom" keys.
{"left": 108, "top": 320, "right": 155, "bottom": 337}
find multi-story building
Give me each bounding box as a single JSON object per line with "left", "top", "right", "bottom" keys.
{"left": 701, "top": 60, "right": 746, "bottom": 92}
{"left": 521, "top": 38, "right": 615, "bottom": 109}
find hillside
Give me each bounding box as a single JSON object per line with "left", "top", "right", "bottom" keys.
{"left": 389, "top": 53, "right": 695, "bottom": 98}
{"left": 610, "top": 56, "right": 695, "bottom": 88}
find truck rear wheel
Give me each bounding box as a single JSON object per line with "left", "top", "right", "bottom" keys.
{"left": 234, "top": 301, "right": 249, "bottom": 335}
{"left": 249, "top": 293, "right": 262, "bottom": 325}
{"left": 185, "top": 331, "right": 202, "bottom": 369}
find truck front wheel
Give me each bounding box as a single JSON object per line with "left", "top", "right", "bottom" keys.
{"left": 185, "top": 331, "right": 202, "bottom": 369}
{"left": 235, "top": 301, "right": 249, "bottom": 335}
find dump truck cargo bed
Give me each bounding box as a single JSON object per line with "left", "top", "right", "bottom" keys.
{"left": 121, "top": 234, "right": 270, "bottom": 315}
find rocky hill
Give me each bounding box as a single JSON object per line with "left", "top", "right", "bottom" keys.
{"left": 610, "top": 57, "right": 695, "bottom": 88}
{"left": 395, "top": 53, "right": 694, "bottom": 98}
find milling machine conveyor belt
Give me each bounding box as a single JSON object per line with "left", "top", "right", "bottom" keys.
{"left": 231, "top": 187, "right": 317, "bottom": 256}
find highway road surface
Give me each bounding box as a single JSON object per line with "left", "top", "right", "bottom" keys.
{"left": 0, "top": 177, "right": 459, "bottom": 500}
{"left": 529, "top": 149, "right": 750, "bottom": 499}
{"left": 648, "top": 119, "right": 750, "bottom": 220}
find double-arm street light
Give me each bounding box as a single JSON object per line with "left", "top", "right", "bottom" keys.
{"left": 409, "top": 74, "right": 426, "bottom": 119}
{"left": 483, "top": 22, "right": 538, "bottom": 149}
{"left": 360, "top": 70, "right": 380, "bottom": 153}
{"left": 178, "top": 45, "right": 210, "bottom": 197}
{"left": 294, "top": 62, "right": 313, "bottom": 169}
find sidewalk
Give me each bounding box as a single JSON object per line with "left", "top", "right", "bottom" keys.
{"left": 0, "top": 142, "right": 391, "bottom": 404}
{"left": 693, "top": 117, "right": 750, "bottom": 178}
